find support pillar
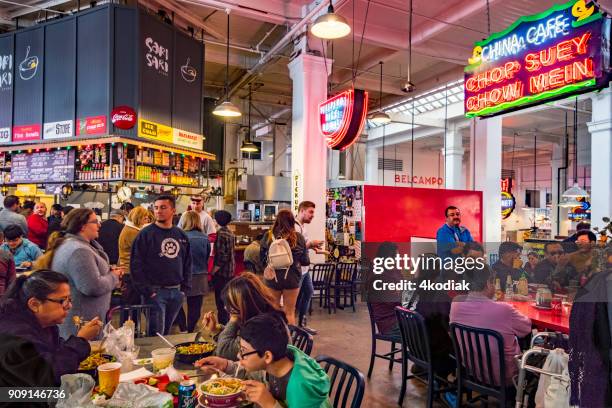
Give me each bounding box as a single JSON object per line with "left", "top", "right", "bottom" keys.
{"left": 442, "top": 125, "right": 465, "bottom": 189}
{"left": 471, "top": 117, "right": 502, "bottom": 247}
{"left": 551, "top": 144, "right": 570, "bottom": 237}
{"left": 588, "top": 86, "right": 612, "bottom": 230}
{"left": 365, "top": 146, "right": 379, "bottom": 184}
{"left": 288, "top": 53, "right": 328, "bottom": 262}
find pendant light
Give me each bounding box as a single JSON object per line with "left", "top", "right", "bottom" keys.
{"left": 213, "top": 10, "right": 241, "bottom": 117}
{"left": 310, "top": 0, "right": 351, "bottom": 40}
{"left": 240, "top": 84, "right": 259, "bottom": 153}
{"left": 561, "top": 98, "right": 588, "bottom": 200}
{"left": 370, "top": 61, "right": 391, "bottom": 124}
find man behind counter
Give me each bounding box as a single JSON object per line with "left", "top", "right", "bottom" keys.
{"left": 436, "top": 206, "right": 474, "bottom": 260}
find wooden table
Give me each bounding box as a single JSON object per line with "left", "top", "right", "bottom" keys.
{"left": 506, "top": 301, "right": 571, "bottom": 334}
{"left": 135, "top": 333, "right": 200, "bottom": 377}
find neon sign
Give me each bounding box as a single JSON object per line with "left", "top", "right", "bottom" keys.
{"left": 465, "top": 0, "right": 610, "bottom": 118}
{"left": 501, "top": 178, "right": 516, "bottom": 219}
{"left": 319, "top": 89, "right": 368, "bottom": 151}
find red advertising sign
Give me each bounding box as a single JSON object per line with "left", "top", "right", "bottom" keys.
{"left": 319, "top": 89, "right": 368, "bottom": 151}
{"left": 77, "top": 115, "right": 107, "bottom": 136}
{"left": 111, "top": 106, "right": 137, "bottom": 130}
{"left": 13, "top": 124, "right": 41, "bottom": 142}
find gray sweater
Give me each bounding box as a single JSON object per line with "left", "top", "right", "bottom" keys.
{"left": 0, "top": 208, "right": 28, "bottom": 235}
{"left": 52, "top": 234, "right": 118, "bottom": 339}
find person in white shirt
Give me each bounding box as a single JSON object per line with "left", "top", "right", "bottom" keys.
{"left": 178, "top": 195, "right": 216, "bottom": 236}
{"left": 295, "top": 201, "right": 324, "bottom": 335}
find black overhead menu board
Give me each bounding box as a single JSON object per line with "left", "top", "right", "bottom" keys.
{"left": 0, "top": 35, "right": 13, "bottom": 144}
{"left": 10, "top": 150, "right": 75, "bottom": 184}
{"left": 173, "top": 31, "right": 203, "bottom": 134}
{"left": 13, "top": 27, "right": 44, "bottom": 143}
{"left": 140, "top": 10, "right": 173, "bottom": 126}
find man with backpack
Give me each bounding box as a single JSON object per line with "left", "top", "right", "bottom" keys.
{"left": 211, "top": 210, "right": 235, "bottom": 325}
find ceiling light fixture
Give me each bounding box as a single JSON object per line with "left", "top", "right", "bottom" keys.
{"left": 310, "top": 0, "right": 351, "bottom": 40}
{"left": 561, "top": 98, "right": 588, "bottom": 200}
{"left": 240, "top": 84, "right": 260, "bottom": 153}
{"left": 213, "top": 9, "right": 241, "bottom": 117}
{"left": 370, "top": 61, "right": 391, "bottom": 124}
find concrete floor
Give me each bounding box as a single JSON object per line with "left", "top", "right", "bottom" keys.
{"left": 185, "top": 294, "right": 436, "bottom": 408}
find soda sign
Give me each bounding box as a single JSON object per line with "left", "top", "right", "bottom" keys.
{"left": 111, "top": 106, "right": 137, "bottom": 130}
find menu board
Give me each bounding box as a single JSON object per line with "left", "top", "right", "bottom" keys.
{"left": 10, "top": 150, "right": 75, "bottom": 183}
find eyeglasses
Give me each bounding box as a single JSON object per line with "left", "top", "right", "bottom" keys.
{"left": 45, "top": 297, "right": 72, "bottom": 308}
{"left": 548, "top": 251, "right": 564, "bottom": 256}
{"left": 238, "top": 349, "right": 258, "bottom": 360}
{"left": 87, "top": 220, "right": 101, "bottom": 225}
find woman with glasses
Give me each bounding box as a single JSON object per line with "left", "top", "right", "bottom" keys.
{"left": 0, "top": 270, "right": 102, "bottom": 390}
{"left": 198, "top": 272, "right": 283, "bottom": 360}
{"left": 34, "top": 209, "right": 122, "bottom": 339}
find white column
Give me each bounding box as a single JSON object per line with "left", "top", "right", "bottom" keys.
{"left": 442, "top": 125, "right": 465, "bottom": 189}
{"left": 365, "top": 146, "right": 379, "bottom": 184}
{"left": 550, "top": 143, "right": 568, "bottom": 237}
{"left": 588, "top": 86, "right": 612, "bottom": 230}
{"left": 328, "top": 149, "right": 340, "bottom": 180}
{"left": 471, "top": 117, "right": 502, "bottom": 246}
{"left": 288, "top": 53, "right": 328, "bottom": 263}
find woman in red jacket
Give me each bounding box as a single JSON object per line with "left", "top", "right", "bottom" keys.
{"left": 27, "top": 202, "right": 48, "bottom": 249}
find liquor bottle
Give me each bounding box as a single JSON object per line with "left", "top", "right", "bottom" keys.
{"left": 494, "top": 278, "right": 503, "bottom": 301}
{"left": 505, "top": 275, "right": 514, "bottom": 299}
{"left": 518, "top": 272, "right": 529, "bottom": 296}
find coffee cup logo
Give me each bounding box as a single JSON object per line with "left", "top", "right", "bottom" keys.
{"left": 180, "top": 58, "right": 197, "bottom": 82}
{"left": 19, "top": 46, "right": 38, "bottom": 81}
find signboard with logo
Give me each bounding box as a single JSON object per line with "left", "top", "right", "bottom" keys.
{"left": 111, "top": 106, "right": 137, "bottom": 130}
{"left": 0, "top": 35, "right": 13, "bottom": 144}
{"left": 173, "top": 31, "right": 203, "bottom": 135}
{"left": 44, "top": 120, "right": 73, "bottom": 140}
{"left": 10, "top": 150, "right": 75, "bottom": 184}
{"left": 173, "top": 128, "right": 202, "bottom": 149}
{"left": 394, "top": 174, "right": 444, "bottom": 186}
{"left": 138, "top": 118, "right": 173, "bottom": 144}
{"left": 140, "top": 11, "right": 173, "bottom": 129}
{"left": 501, "top": 177, "right": 516, "bottom": 219}
{"left": 13, "top": 27, "right": 44, "bottom": 142}
{"left": 568, "top": 197, "right": 591, "bottom": 220}
{"left": 77, "top": 115, "right": 107, "bottom": 136}
{"left": 44, "top": 19, "right": 76, "bottom": 137}
{"left": 319, "top": 89, "right": 368, "bottom": 151}
{"left": 464, "top": 0, "right": 611, "bottom": 118}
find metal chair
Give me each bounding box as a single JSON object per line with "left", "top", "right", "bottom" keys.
{"left": 330, "top": 262, "right": 359, "bottom": 312}
{"left": 106, "top": 304, "right": 153, "bottom": 338}
{"left": 316, "top": 355, "right": 365, "bottom": 408}
{"left": 311, "top": 263, "right": 337, "bottom": 314}
{"left": 289, "top": 325, "right": 314, "bottom": 356}
{"left": 395, "top": 307, "right": 454, "bottom": 407}
{"left": 449, "top": 322, "right": 509, "bottom": 407}
{"left": 365, "top": 302, "right": 402, "bottom": 378}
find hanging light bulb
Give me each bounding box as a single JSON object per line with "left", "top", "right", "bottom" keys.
{"left": 240, "top": 141, "right": 259, "bottom": 153}
{"left": 369, "top": 61, "right": 391, "bottom": 124}
{"left": 240, "top": 85, "right": 259, "bottom": 153}
{"left": 310, "top": 1, "right": 351, "bottom": 40}
{"left": 213, "top": 10, "right": 241, "bottom": 117}
{"left": 561, "top": 182, "right": 588, "bottom": 198}
{"left": 558, "top": 195, "right": 583, "bottom": 208}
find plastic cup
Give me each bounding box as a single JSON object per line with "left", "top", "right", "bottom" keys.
{"left": 151, "top": 348, "right": 176, "bottom": 371}
{"left": 98, "top": 362, "right": 122, "bottom": 396}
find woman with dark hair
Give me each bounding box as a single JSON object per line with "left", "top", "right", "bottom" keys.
{"left": 34, "top": 209, "right": 122, "bottom": 339}
{"left": 260, "top": 209, "right": 309, "bottom": 325}
{"left": 198, "top": 272, "right": 283, "bottom": 360}
{"left": 0, "top": 270, "right": 101, "bottom": 391}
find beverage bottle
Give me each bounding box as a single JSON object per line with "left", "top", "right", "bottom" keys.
{"left": 495, "top": 278, "right": 503, "bottom": 301}
{"left": 506, "top": 275, "right": 514, "bottom": 298}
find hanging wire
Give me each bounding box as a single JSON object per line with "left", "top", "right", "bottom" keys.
{"left": 511, "top": 131, "right": 517, "bottom": 180}
{"left": 382, "top": 126, "right": 386, "bottom": 186}
{"left": 353, "top": 0, "right": 372, "bottom": 84}
{"left": 410, "top": 95, "right": 415, "bottom": 187}
{"left": 378, "top": 61, "right": 384, "bottom": 110}
{"left": 407, "top": 0, "right": 413, "bottom": 85}
{"left": 486, "top": 0, "right": 491, "bottom": 36}
{"left": 443, "top": 84, "right": 448, "bottom": 188}
{"left": 573, "top": 97, "right": 578, "bottom": 183}
{"left": 224, "top": 10, "right": 230, "bottom": 100}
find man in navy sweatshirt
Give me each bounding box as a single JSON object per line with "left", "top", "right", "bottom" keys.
{"left": 131, "top": 195, "right": 192, "bottom": 335}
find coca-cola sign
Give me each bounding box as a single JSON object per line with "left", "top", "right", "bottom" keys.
{"left": 111, "top": 106, "right": 136, "bottom": 129}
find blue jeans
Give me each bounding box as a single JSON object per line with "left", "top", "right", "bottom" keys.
{"left": 145, "top": 288, "right": 185, "bottom": 335}
{"left": 296, "top": 272, "right": 314, "bottom": 324}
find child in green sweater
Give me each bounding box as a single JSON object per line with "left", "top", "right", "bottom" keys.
{"left": 195, "top": 313, "right": 331, "bottom": 408}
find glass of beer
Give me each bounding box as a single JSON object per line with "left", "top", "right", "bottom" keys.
{"left": 98, "top": 362, "right": 122, "bottom": 396}
{"left": 151, "top": 348, "right": 176, "bottom": 371}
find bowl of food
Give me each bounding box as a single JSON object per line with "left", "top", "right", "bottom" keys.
{"left": 174, "top": 341, "right": 216, "bottom": 364}
{"left": 78, "top": 353, "right": 116, "bottom": 380}
{"left": 198, "top": 378, "right": 244, "bottom": 408}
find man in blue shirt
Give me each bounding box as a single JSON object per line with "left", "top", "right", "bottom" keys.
{"left": 436, "top": 206, "right": 474, "bottom": 259}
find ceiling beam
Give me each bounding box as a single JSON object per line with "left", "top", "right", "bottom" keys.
{"left": 8, "top": 0, "right": 72, "bottom": 19}
{"left": 176, "top": 0, "right": 302, "bottom": 25}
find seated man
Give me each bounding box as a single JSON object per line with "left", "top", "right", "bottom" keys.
{"left": 451, "top": 264, "right": 532, "bottom": 386}
{"left": 554, "top": 230, "right": 598, "bottom": 289}
{"left": 491, "top": 241, "right": 522, "bottom": 291}
{"left": 0, "top": 225, "right": 43, "bottom": 269}
{"left": 196, "top": 313, "right": 331, "bottom": 408}
{"left": 533, "top": 242, "right": 565, "bottom": 286}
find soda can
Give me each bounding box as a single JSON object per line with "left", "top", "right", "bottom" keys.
{"left": 178, "top": 379, "right": 197, "bottom": 408}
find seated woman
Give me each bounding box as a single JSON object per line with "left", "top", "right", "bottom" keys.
{"left": 198, "top": 272, "right": 284, "bottom": 360}
{"left": 0, "top": 270, "right": 102, "bottom": 389}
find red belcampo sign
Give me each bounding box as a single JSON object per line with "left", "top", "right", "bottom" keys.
{"left": 319, "top": 89, "right": 368, "bottom": 151}
{"left": 111, "top": 106, "right": 137, "bottom": 130}
{"left": 464, "top": 0, "right": 610, "bottom": 118}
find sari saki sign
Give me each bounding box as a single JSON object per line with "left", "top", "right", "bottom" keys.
{"left": 319, "top": 89, "right": 368, "bottom": 151}
{"left": 464, "top": 0, "right": 611, "bottom": 118}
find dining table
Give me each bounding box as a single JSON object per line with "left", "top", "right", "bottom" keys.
{"left": 505, "top": 300, "right": 571, "bottom": 334}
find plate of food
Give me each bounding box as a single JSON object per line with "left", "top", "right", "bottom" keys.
{"left": 134, "top": 374, "right": 188, "bottom": 405}
{"left": 174, "top": 341, "right": 216, "bottom": 364}
{"left": 78, "top": 353, "right": 117, "bottom": 379}
{"left": 199, "top": 378, "right": 244, "bottom": 408}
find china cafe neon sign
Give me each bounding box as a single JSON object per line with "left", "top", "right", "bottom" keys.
{"left": 464, "top": 0, "right": 610, "bottom": 118}
{"left": 319, "top": 89, "right": 368, "bottom": 151}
